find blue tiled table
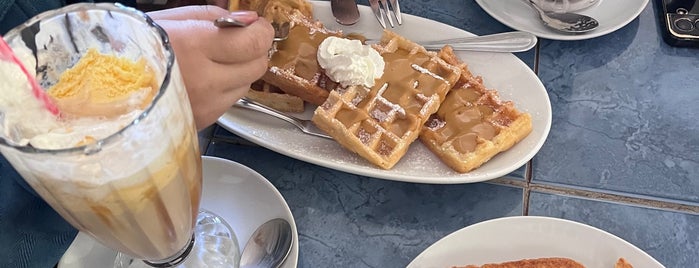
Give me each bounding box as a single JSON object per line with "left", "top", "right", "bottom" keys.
{"left": 1, "top": 0, "right": 697, "bottom": 267}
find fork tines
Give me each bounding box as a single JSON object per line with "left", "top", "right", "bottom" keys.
{"left": 369, "top": 0, "right": 402, "bottom": 28}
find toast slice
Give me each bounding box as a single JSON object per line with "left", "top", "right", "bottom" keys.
{"left": 454, "top": 257, "right": 585, "bottom": 268}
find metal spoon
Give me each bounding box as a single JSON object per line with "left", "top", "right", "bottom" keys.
{"left": 331, "top": 0, "right": 360, "bottom": 25}
{"left": 240, "top": 218, "right": 293, "bottom": 268}
{"left": 524, "top": 0, "right": 599, "bottom": 33}
{"left": 214, "top": 18, "right": 290, "bottom": 41}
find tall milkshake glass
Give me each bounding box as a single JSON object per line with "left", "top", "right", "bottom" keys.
{"left": 0, "top": 3, "right": 238, "bottom": 267}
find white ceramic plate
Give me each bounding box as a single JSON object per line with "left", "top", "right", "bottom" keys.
{"left": 217, "top": 1, "right": 551, "bottom": 184}
{"left": 407, "top": 216, "right": 664, "bottom": 268}
{"left": 57, "top": 156, "right": 299, "bottom": 268}
{"left": 475, "top": 0, "right": 649, "bottom": 41}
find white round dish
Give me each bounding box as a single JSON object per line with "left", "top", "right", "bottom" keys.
{"left": 218, "top": 1, "right": 551, "bottom": 184}
{"left": 57, "top": 156, "right": 299, "bottom": 268}
{"left": 475, "top": 0, "right": 650, "bottom": 41}
{"left": 407, "top": 216, "right": 664, "bottom": 268}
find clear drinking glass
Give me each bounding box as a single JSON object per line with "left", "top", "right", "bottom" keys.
{"left": 0, "top": 3, "right": 238, "bottom": 267}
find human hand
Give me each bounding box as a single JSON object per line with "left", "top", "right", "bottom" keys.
{"left": 148, "top": 6, "right": 274, "bottom": 130}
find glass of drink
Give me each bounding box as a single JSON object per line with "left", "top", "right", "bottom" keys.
{"left": 0, "top": 3, "right": 238, "bottom": 267}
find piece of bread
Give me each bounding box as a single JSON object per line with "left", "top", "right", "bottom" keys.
{"left": 246, "top": 80, "right": 304, "bottom": 113}
{"left": 614, "top": 258, "right": 633, "bottom": 268}
{"left": 454, "top": 257, "right": 585, "bottom": 268}
{"left": 263, "top": 10, "right": 345, "bottom": 106}
{"left": 312, "top": 30, "right": 462, "bottom": 169}
{"left": 419, "top": 46, "right": 533, "bottom": 173}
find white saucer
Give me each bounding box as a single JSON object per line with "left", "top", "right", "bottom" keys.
{"left": 57, "top": 156, "right": 299, "bottom": 268}
{"left": 407, "top": 216, "right": 663, "bottom": 268}
{"left": 475, "top": 0, "right": 649, "bottom": 40}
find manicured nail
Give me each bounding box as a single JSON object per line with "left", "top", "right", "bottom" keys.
{"left": 229, "top": 10, "right": 259, "bottom": 25}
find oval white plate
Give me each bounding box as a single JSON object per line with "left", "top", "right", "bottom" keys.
{"left": 58, "top": 156, "right": 299, "bottom": 268}
{"left": 218, "top": 1, "right": 551, "bottom": 184}
{"left": 475, "top": 0, "right": 649, "bottom": 41}
{"left": 407, "top": 216, "right": 664, "bottom": 268}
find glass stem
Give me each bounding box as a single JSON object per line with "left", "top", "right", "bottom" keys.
{"left": 143, "top": 233, "right": 195, "bottom": 267}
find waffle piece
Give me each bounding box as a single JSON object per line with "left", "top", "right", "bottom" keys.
{"left": 246, "top": 80, "right": 304, "bottom": 113}
{"left": 454, "top": 257, "right": 586, "bottom": 268}
{"left": 230, "top": 0, "right": 312, "bottom": 109}
{"left": 263, "top": 10, "right": 345, "bottom": 106}
{"left": 233, "top": 0, "right": 313, "bottom": 23}
{"left": 312, "top": 31, "right": 462, "bottom": 169}
{"left": 419, "top": 46, "right": 532, "bottom": 173}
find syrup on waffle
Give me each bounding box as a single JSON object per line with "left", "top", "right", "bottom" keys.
{"left": 230, "top": 0, "right": 312, "bottom": 112}
{"left": 263, "top": 10, "right": 346, "bottom": 106}
{"left": 420, "top": 46, "right": 533, "bottom": 173}
{"left": 312, "top": 30, "right": 462, "bottom": 170}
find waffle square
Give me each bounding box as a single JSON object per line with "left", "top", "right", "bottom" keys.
{"left": 262, "top": 10, "right": 345, "bottom": 106}
{"left": 312, "top": 31, "right": 462, "bottom": 169}
{"left": 420, "top": 46, "right": 533, "bottom": 173}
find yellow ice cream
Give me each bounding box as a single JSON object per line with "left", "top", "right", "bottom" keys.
{"left": 48, "top": 49, "right": 156, "bottom": 117}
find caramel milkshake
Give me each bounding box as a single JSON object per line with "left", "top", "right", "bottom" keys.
{"left": 0, "top": 3, "right": 203, "bottom": 264}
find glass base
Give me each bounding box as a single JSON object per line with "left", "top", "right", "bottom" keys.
{"left": 114, "top": 209, "right": 240, "bottom": 268}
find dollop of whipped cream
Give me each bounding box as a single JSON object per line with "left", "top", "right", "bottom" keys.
{"left": 317, "top": 36, "right": 384, "bottom": 88}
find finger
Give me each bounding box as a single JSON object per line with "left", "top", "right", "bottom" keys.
{"left": 189, "top": 56, "right": 269, "bottom": 94}
{"left": 209, "top": 18, "right": 274, "bottom": 64}
{"left": 192, "top": 84, "right": 249, "bottom": 130}
{"left": 158, "top": 18, "right": 273, "bottom": 64}
{"left": 147, "top": 5, "right": 257, "bottom": 22}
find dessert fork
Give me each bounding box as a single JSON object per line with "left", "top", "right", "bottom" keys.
{"left": 234, "top": 97, "right": 333, "bottom": 140}
{"left": 369, "top": 0, "right": 402, "bottom": 28}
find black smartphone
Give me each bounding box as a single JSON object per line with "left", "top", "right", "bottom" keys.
{"left": 655, "top": 0, "right": 699, "bottom": 47}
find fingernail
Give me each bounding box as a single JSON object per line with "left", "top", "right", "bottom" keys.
{"left": 229, "top": 10, "right": 259, "bottom": 24}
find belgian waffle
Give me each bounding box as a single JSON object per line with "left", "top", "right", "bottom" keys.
{"left": 311, "top": 30, "right": 462, "bottom": 170}
{"left": 263, "top": 10, "right": 345, "bottom": 106}
{"left": 419, "top": 46, "right": 533, "bottom": 173}
{"left": 230, "top": 0, "right": 313, "bottom": 112}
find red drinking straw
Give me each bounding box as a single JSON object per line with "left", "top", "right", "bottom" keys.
{"left": 0, "top": 37, "right": 59, "bottom": 115}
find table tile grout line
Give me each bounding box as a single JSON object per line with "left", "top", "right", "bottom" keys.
{"left": 520, "top": 41, "right": 541, "bottom": 217}
{"left": 528, "top": 182, "right": 699, "bottom": 215}
{"left": 523, "top": 160, "right": 533, "bottom": 216}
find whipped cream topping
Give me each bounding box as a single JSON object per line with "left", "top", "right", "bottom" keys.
{"left": 0, "top": 49, "right": 60, "bottom": 146}
{"left": 317, "top": 36, "right": 384, "bottom": 88}
{"left": 0, "top": 43, "right": 144, "bottom": 150}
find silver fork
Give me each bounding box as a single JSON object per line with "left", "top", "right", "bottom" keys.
{"left": 369, "top": 0, "right": 402, "bottom": 28}
{"left": 234, "top": 97, "right": 333, "bottom": 140}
